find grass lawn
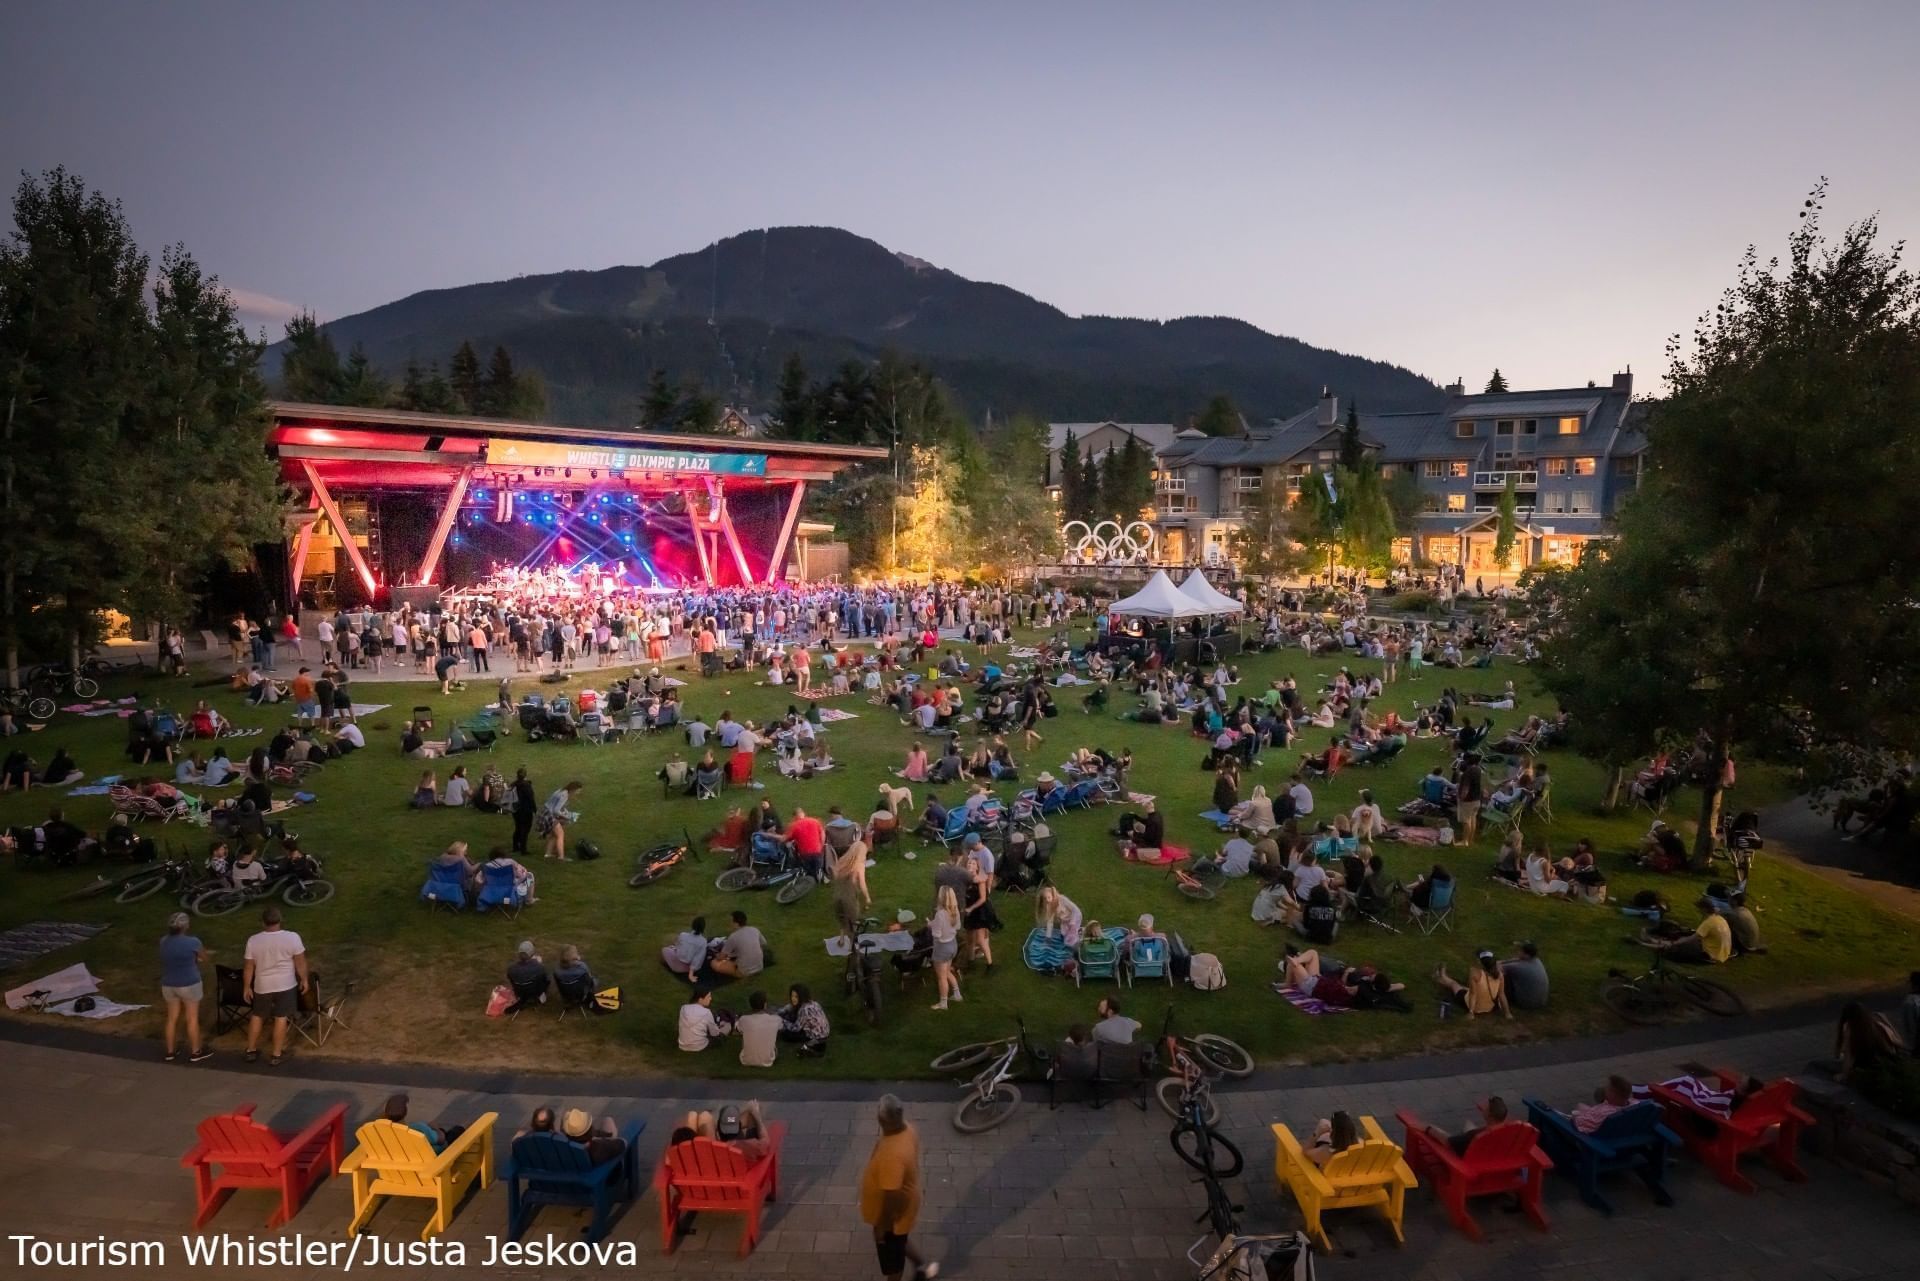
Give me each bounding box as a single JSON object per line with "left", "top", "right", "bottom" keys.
{"left": 3, "top": 626, "right": 1915, "bottom": 1082}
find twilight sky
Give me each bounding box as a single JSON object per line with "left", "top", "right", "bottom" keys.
{"left": 4, "top": 0, "right": 1916, "bottom": 398}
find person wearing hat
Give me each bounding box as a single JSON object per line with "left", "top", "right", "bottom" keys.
{"left": 1431, "top": 949, "right": 1511, "bottom": 1018}
{"left": 1033, "top": 771, "right": 1060, "bottom": 805}
{"left": 384, "top": 1093, "right": 464, "bottom": 1153}
{"left": 560, "top": 1107, "right": 629, "bottom": 1165}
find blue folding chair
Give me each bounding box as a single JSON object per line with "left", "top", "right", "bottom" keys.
{"left": 420, "top": 861, "right": 470, "bottom": 911}
{"left": 475, "top": 862, "right": 525, "bottom": 917}
{"left": 938, "top": 807, "right": 974, "bottom": 848}
{"left": 1410, "top": 875, "right": 1455, "bottom": 934}
{"left": 1125, "top": 935, "right": 1170, "bottom": 986}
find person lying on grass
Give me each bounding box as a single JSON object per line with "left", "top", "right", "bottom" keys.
{"left": 1275, "top": 945, "right": 1407, "bottom": 1010}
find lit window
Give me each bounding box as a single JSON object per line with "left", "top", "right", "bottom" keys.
{"left": 1446, "top": 493, "right": 1467, "bottom": 512}
{"left": 1423, "top": 460, "right": 1446, "bottom": 478}
{"left": 1557, "top": 415, "right": 1581, "bottom": 435}
{"left": 1185, "top": 496, "right": 1198, "bottom": 512}
{"left": 1542, "top": 493, "right": 1566, "bottom": 513}
{"left": 1573, "top": 457, "right": 1597, "bottom": 476}
{"left": 1455, "top": 420, "right": 1476, "bottom": 437}
{"left": 1544, "top": 458, "right": 1568, "bottom": 477}
{"left": 1449, "top": 460, "right": 1470, "bottom": 478}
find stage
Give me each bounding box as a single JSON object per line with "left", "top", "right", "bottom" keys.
{"left": 270, "top": 402, "right": 884, "bottom": 607}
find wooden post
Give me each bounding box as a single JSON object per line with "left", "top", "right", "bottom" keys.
{"left": 764, "top": 481, "right": 807, "bottom": 584}
{"left": 301, "top": 462, "right": 377, "bottom": 597}
{"left": 416, "top": 466, "right": 475, "bottom": 587}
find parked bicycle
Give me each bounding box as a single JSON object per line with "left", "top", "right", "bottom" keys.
{"left": 28, "top": 664, "right": 100, "bottom": 705}
{"left": 1158, "top": 1005, "right": 1255, "bottom": 1086}
{"left": 115, "top": 858, "right": 198, "bottom": 905}
{"left": 0, "top": 686, "right": 54, "bottom": 723}
{"left": 842, "top": 915, "right": 887, "bottom": 1027}
{"left": 934, "top": 1016, "right": 1050, "bottom": 1133}
{"left": 1168, "top": 862, "right": 1221, "bottom": 901}
{"left": 629, "top": 829, "right": 698, "bottom": 887}
{"left": 713, "top": 831, "right": 817, "bottom": 904}
{"left": 1602, "top": 952, "right": 1746, "bottom": 1025}
{"left": 191, "top": 853, "right": 335, "bottom": 916}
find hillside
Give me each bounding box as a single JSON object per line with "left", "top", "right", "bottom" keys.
{"left": 269, "top": 226, "right": 1443, "bottom": 425}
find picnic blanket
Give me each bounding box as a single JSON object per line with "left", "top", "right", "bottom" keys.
{"left": 0, "top": 925, "right": 110, "bottom": 975}
{"left": 1274, "top": 984, "right": 1355, "bottom": 1016}
{"left": 1198, "top": 809, "right": 1237, "bottom": 828}
{"left": 1126, "top": 792, "right": 1156, "bottom": 806}
{"left": 1126, "top": 843, "right": 1190, "bottom": 866}
{"left": 6, "top": 962, "right": 99, "bottom": 1008}
{"left": 218, "top": 727, "right": 262, "bottom": 739}
{"left": 349, "top": 702, "right": 390, "bottom": 717}
{"left": 1007, "top": 647, "right": 1042, "bottom": 659}
{"left": 823, "top": 931, "right": 916, "bottom": 957}
{"left": 817, "top": 708, "right": 860, "bottom": 723}
{"left": 1022, "top": 925, "right": 1128, "bottom": 975}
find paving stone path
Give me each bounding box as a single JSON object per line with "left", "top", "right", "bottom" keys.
{"left": 0, "top": 1013, "right": 1912, "bottom": 1280}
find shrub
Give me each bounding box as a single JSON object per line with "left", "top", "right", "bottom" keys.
{"left": 1856, "top": 1057, "right": 1920, "bottom": 1123}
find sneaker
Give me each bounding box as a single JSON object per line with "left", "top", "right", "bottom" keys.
{"left": 915, "top": 1264, "right": 941, "bottom": 1280}
{"left": 163, "top": 1051, "right": 178, "bottom": 1063}
{"left": 189, "top": 1048, "right": 213, "bottom": 1063}
{"left": 930, "top": 1001, "right": 948, "bottom": 1011}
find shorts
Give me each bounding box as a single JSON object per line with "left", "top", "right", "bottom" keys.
{"left": 1455, "top": 800, "right": 1481, "bottom": 826}
{"left": 252, "top": 987, "right": 298, "bottom": 1019}
{"left": 931, "top": 938, "right": 958, "bottom": 964}
{"left": 875, "top": 1231, "right": 910, "bottom": 1275}
{"left": 162, "top": 982, "right": 204, "bottom": 1003}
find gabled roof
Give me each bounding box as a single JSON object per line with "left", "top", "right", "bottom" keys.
{"left": 1448, "top": 395, "right": 1602, "bottom": 420}
{"left": 1048, "top": 421, "right": 1179, "bottom": 452}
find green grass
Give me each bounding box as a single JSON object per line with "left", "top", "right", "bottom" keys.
{"left": 3, "top": 631, "right": 1916, "bottom": 1082}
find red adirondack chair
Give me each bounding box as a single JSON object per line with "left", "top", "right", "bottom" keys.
{"left": 654, "top": 1124, "right": 786, "bottom": 1257}
{"left": 1396, "top": 1110, "right": 1553, "bottom": 1242}
{"left": 1648, "top": 1068, "right": 1813, "bottom": 1194}
{"left": 181, "top": 1102, "right": 348, "bottom": 1228}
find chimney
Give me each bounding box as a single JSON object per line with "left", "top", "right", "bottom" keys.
{"left": 1443, "top": 377, "right": 1465, "bottom": 396}
{"left": 1611, "top": 367, "right": 1633, "bottom": 395}
{"left": 1318, "top": 387, "right": 1338, "bottom": 427}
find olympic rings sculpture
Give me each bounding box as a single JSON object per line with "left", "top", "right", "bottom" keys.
{"left": 1060, "top": 519, "right": 1156, "bottom": 564}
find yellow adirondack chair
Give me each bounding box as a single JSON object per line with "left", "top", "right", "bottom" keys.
{"left": 1272, "top": 1116, "right": 1417, "bottom": 1251}
{"left": 340, "top": 1112, "right": 499, "bottom": 1240}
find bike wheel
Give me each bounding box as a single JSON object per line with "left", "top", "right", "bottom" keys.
{"left": 931, "top": 1040, "right": 1006, "bottom": 1073}
{"left": 1602, "top": 979, "right": 1680, "bottom": 1025}
{"left": 71, "top": 677, "right": 99, "bottom": 699}
{"left": 775, "top": 874, "right": 816, "bottom": 904}
{"left": 629, "top": 863, "right": 672, "bottom": 888}
{"left": 1204, "top": 1177, "right": 1242, "bottom": 1243}
{"left": 952, "top": 1083, "right": 1022, "bottom": 1133}
{"left": 25, "top": 697, "right": 54, "bottom": 722}
{"left": 1155, "top": 1075, "right": 1221, "bottom": 1123}
{"left": 116, "top": 873, "right": 171, "bottom": 904}
{"left": 715, "top": 867, "right": 756, "bottom": 891}
{"left": 1676, "top": 974, "right": 1747, "bottom": 1017}
{"left": 192, "top": 888, "right": 247, "bottom": 917}
{"left": 1177, "top": 879, "right": 1217, "bottom": 901}
{"left": 282, "top": 878, "right": 335, "bottom": 906}
{"left": 1191, "top": 1034, "right": 1255, "bottom": 1079}
{"left": 1172, "top": 1120, "right": 1243, "bottom": 1178}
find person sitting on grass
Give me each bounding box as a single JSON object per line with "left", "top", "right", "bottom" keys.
{"left": 1523, "top": 846, "right": 1571, "bottom": 897}
{"left": 1499, "top": 941, "right": 1550, "bottom": 1010}
{"left": 410, "top": 769, "right": 440, "bottom": 809}
{"left": 1433, "top": 950, "right": 1512, "bottom": 1019}
{"left": 1194, "top": 833, "right": 1256, "bottom": 879}
{"left": 1421, "top": 1095, "right": 1510, "bottom": 1156}
{"left": 709, "top": 909, "right": 766, "bottom": 979}
{"left": 1251, "top": 866, "right": 1298, "bottom": 927}
{"left": 662, "top": 916, "right": 709, "bottom": 980}
{"left": 1276, "top": 946, "right": 1407, "bottom": 1009}
{"left": 779, "top": 982, "right": 830, "bottom": 1055}
{"left": 1632, "top": 820, "right": 1690, "bottom": 873}
{"left": 676, "top": 987, "right": 734, "bottom": 1052}
{"left": 1296, "top": 883, "right": 1340, "bottom": 945}
{"left": 736, "top": 990, "right": 785, "bottom": 1068}
{"left": 1634, "top": 896, "right": 1733, "bottom": 964}
{"left": 1418, "top": 765, "right": 1455, "bottom": 808}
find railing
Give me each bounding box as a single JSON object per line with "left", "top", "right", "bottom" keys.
{"left": 1472, "top": 470, "right": 1538, "bottom": 488}
{"left": 1155, "top": 479, "right": 1186, "bottom": 493}
{"left": 1471, "top": 505, "right": 1538, "bottom": 515}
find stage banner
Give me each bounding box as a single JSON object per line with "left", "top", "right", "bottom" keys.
{"left": 486, "top": 439, "right": 766, "bottom": 476}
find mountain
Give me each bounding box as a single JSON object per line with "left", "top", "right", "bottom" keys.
{"left": 270, "top": 226, "right": 1443, "bottom": 425}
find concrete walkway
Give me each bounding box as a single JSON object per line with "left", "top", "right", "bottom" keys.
{"left": 1760, "top": 797, "right": 1920, "bottom": 923}
{"left": 0, "top": 1014, "right": 1911, "bottom": 1280}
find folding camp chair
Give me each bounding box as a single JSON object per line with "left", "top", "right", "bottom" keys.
{"left": 475, "top": 863, "right": 526, "bottom": 917}
{"left": 1410, "top": 876, "right": 1456, "bottom": 935}
{"left": 213, "top": 964, "right": 250, "bottom": 1035}
{"left": 507, "top": 971, "right": 551, "bottom": 1018}
{"left": 1074, "top": 934, "right": 1120, "bottom": 986}
{"left": 293, "top": 974, "right": 350, "bottom": 1048}
{"left": 555, "top": 971, "right": 597, "bottom": 1020}
{"left": 578, "top": 712, "right": 606, "bottom": 746}
{"left": 420, "top": 862, "right": 470, "bottom": 911}
{"left": 1125, "top": 935, "right": 1171, "bottom": 986}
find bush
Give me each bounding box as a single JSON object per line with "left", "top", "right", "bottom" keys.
{"left": 1393, "top": 591, "right": 1435, "bottom": 612}
{"left": 1855, "top": 1057, "right": 1920, "bottom": 1122}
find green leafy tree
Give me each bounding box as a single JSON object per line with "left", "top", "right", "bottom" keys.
{"left": 1384, "top": 468, "right": 1423, "bottom": 537}
{"left": 279, "top": 310, "right": 344, "bottom": 403}
{"left": 1541, "top": 183, "right": 1920, "bottom": 851}
{"left": 639, "top": 368, "right": 678, "bottom": 429}
{"left": 771, "top": 351, "right": 816, "bottom": 440}
{"left": 895, "top": 444, "right": 969, "bottom": 575}
{"left": 449, "top": 340, "right": 482, "bottom": 413}
{"left": 970, "top": 416, "right": 1058, "bottom": 573}
{"left": 1194, "top": 393, "right": 1242, "bottom": 437}
{"left": 0, "top": 168, "right": 152, "bottom": 677}
{"left": 1332, "top": 463, "right": 1396, "bottom": 573}
{"left": 1227, "top": 483, "right": 1308, "bottom": 586}
{"left": 1484, "top": 368, "right": 1509, "bottom": 393}
{"left": 1493, "top": 476, "right": 1519, "bottom": 567}
{"left": 1339, "top": 403, "right": 1365, "bottom": 470}
{"left": 1288, "top": 470, "right": 1343, "bottom": 579}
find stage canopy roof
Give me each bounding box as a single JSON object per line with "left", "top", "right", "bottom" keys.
{"left": 1179, "top": 569, "right": 1245, "bottom": 613}
{"left": 1110, "top": 570, "right": 1211, "bottom": 619}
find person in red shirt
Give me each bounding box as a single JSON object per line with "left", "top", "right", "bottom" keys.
{"left": 785, "top": 807, "right": 827, "bottom": 880}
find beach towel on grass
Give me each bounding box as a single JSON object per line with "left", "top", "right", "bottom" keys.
{"left": 1199, "top": 809, "right": 1236, "bottom": 828}
{"left": 349, "top": 702, "right": 390, "bottom": 717}
{"left": 1126, "top": 843, "right": 1190, "bottom": 866}
{"left": 1275, "top": 984, "right": 1355, "bottom": 1016}
{"left": 1022, "top": 925, "right": 1128, "bottom": 974}
{"left": 817, "top": 708, "right": 859, "bottom": 723}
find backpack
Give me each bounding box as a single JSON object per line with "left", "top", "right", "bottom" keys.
{"left": 1189, "top": 952, "right": 1227, "bottom": 991}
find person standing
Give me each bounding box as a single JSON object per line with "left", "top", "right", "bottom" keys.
{"left": 860, "top": 1095, "right": 937, "bottom": 1281}
{"left": 159, "top": 912, "right": 212, "bottom": 1063}
{"left": 511, "top": 766, "right": 537, "bottom": 855}
{"left": 469, "top": 620, "right": 491, "bottom": 673}
{"left": 242, "top": 906, "right": 308, "bottom": 1066}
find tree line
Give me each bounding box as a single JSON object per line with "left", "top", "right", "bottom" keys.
{"left": 1054, "top": 429, "right": 1153, "bottom": 526}
{"left": 0, "top": 168, "right": 281, "bottom": 679}
{"left": 280, "top": 319, "right": 547, "bottom": 421}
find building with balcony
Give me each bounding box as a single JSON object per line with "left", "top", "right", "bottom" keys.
{"left": 1045, "top": 420, "right": 1180, "bottom": 499}
{"left": 1144, "top": 371, "right": 1645, "bottom": 571}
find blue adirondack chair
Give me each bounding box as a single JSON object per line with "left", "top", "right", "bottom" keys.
{"left": 504, "top": 1121, "right": 646, "bottom": 1242}
{"left": 475, "top": 862, "right": 525, "bottom": 916}
{"left": 420, "top": 861, "right": 470, "bottom": 911}
{"left": 1524, "top": 1099, "right": 1678, "bottom": 1215}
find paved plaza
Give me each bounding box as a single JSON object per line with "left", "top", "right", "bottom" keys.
{"left": 0, "top": 1012, "right": 1911, "bottom": 1281}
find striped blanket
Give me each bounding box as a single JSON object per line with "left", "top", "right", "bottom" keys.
{"left": 1023, "top": 925, "right": 1128, "bottom": 975}
{"left": 1274, "top": 983, "right": 1355, "bottom": 1016}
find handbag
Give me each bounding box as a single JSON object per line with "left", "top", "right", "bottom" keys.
{"left": 485, "top": 985, "right": 514, "bottom": 1018}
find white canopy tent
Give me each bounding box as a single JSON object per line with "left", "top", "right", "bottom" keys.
{"left": 1178, "top": 569, "right": 1245, "bottom": 614}
{"left": 1108, "top": 570, "right": 1211, "bottom": 619}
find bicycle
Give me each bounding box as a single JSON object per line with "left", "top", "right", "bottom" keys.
{"left": 0, "top": 686, "right": 54, "bottom": 723}
{"left": 1158, "top": 1005, "right": 1255, "bottom": 1084}
{"left": 629, "top": 829, "right": 698, "bottom": 887}
{"left": 1169, "top": 862, "right": 1221, "bottom": 901}
{"left": 1602, "top": 952, "right": 1746, "bottom": 1025}
{"left": 114, "top": 858, "right": 198, "bottom": 904}
{"left": 935, "top": 1016, "right": 1049, "bottom": 1133}
{"left": 842, "top": 915, "right": 886, "bottom": 1027}
{"left": 28, "top": 664, "right": 100, "bottom": 705}
{"left": 713, "top": 832, "right": 817, "bottom": 904}
{"left": 192, "top": 854, "right": 336, "bottom": 916}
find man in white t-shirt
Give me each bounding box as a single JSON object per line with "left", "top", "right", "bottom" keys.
{"left": 1288, "top": 775, "right": 1314, "bottom": 819}
{"left": 242, "top": 907, "right": 307, "bottom": 1065}
{"left": 736, "top": 991, "right": 784, "bottom": 1068}
{"left": 335, "top": 721, "right": 365, "bottom": 752}
{"left": 677, "top": 988, "right": 732, "bottom": 1052}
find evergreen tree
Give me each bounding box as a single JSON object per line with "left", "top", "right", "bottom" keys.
{"left": 395, "top": 358, "right": 427, "bottom": 411}
{"left": 1096, "top": 442, "right": 1124, "bottom": 520}
{"left": 677, "top": 383, "right": 720, "bottom": 432}
{"left": 1484, "top": 368, "right": 1509, "bottom": 394}
{"left": 1195, "top": 394, "right": 1243, "bottom": 437}
{"left": 1077, "top": 442, "right": 1100, "bottom": 523}
{"left": 479, "top": 345, "right": 524, "bottom": 418}
{"left": 1339, "top": 403, "right": 1365, "bottom": 470}
{"left": 771, "top": 352, "right": 816, "bottom": 440}
{"left": 640, "top": 368, "right": 678, "bottom": 429}
{"left": 1056, "top": 428, "right": 1082, "bottom": 517}
{"left": 279, "top": 310, "right": 344, "bottom": 403}
{"left": 1493, "top": 476, "right": 1519, "bottom": 567}
{"left": 449, "top": 340, "right": 482, "bottom": 413}
{"left": 339, "top": 342, "right": 390, "bottom": 406}
{"left": 1112, "top": 433, "right": 1155, "bottom": 520}
{"left": 820, "top": 360, "right": 880, "bottom": 443}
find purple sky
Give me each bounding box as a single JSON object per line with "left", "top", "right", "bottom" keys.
{"left": 5, "top": 1, "right": 1916, "bottom": 397}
